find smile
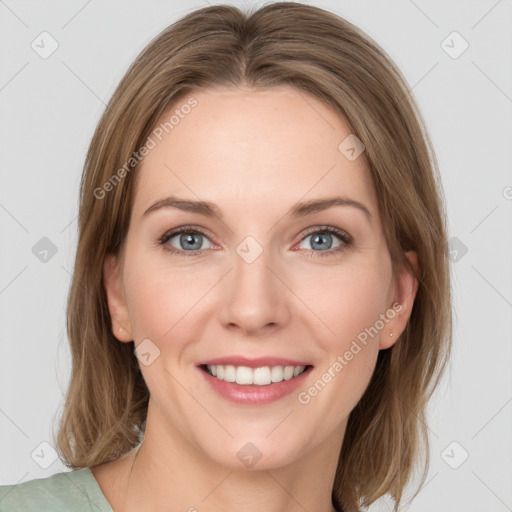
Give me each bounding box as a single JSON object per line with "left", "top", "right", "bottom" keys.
{"left": 198, "top": 362, "right": 314, "bottom": 405}
{"left": 203, "top": 364, "right": 309, "bottom": 386}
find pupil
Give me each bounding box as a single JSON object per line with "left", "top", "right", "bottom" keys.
{"left": 312, "top": 233, "right": 331, "bottom": 250}
{"left": 182, "top": 233, "right": 201, "bottom": 250}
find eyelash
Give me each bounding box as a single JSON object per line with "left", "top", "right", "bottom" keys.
{"left": 157, "top": 225, "right": 353, "bottom": 258}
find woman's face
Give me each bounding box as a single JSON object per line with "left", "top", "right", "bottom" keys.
{"left": 104, "top": 85, "right": 417, "bottom": 470}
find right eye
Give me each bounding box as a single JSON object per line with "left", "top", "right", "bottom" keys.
{"left": 158, "top": 227, "right": 215, "bottom": 256}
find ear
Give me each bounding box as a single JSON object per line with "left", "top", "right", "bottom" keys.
{"left": 379, "top": 250, "right": 419, "bottom": 350}
{"left": 103, "top": 253, "right": 133, "bottom": 342}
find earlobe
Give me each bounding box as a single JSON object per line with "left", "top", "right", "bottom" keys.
{"left": 379, "top": 250, "right": 419, "bottom": 350}
{"left": 103, "top": 253, "right": 133, "bottom": 342}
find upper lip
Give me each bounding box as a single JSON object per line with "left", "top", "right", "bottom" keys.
{"left": 197, "top": 356, "right": 312, "bottom": 368}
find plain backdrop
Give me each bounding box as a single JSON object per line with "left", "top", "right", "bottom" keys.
{"left": 1, "top": 1, "right": 511, "bottom": 511}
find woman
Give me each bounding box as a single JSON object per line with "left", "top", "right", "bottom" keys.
{"left": 0, "top": 2, "right": 451, "bottom": 511}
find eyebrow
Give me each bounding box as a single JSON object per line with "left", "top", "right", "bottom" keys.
{"left": 142, "top": 195, "right": 372, "bottom": 224}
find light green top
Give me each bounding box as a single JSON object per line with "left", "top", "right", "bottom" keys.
{"left": 0, "top": 468, "right": 113, "bottom": 512}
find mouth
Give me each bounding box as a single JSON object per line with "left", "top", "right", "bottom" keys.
{"left": 200, "top": 363, "right": 312, "bottom": 386}
{"left": 196, "top": 358, "right": 314, "bottom": 405}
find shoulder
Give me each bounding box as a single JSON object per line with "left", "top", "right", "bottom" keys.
{"left": 0, "top": 468, "right": 113, "bottom": 512}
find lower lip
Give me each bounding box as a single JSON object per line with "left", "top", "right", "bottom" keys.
{"left": 198, "top": 366, "right": 313, "bottom": 405}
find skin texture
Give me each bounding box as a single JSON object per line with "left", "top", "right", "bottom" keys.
{"left": 94, "top": 85, "right": 418, "bottom": 512}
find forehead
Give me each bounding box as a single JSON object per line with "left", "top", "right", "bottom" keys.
{"left": 132, "top": 85, "right": 377, "bottom": 222}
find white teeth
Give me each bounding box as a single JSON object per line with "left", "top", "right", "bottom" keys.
{"left": 271, "top": 366, "right": 284, "bottom": 382}
{"left": 293, "top": 366, "right": 303, "bottom": 377}
{"left": 236, "top": 366, "right": 253, "bottom": 385}
{"left": 253, "top": 366, "right": 272, "bottom": 385}
{"left": 283, "top": 366, "right": 295, "bottom": 380}
{"left": 205, "top": 364, "right": 307, "bottom": 386}
{"left": 224, "top": 365, "right": 236, "bottom": 383}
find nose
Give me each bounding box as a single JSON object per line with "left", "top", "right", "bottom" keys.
{"left": 218, "top": 245, "right": 290, "bottom": 337}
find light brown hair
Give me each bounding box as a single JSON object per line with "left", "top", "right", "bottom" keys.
{"left": 54, "top": 3, "right": 452, "bottom": 510}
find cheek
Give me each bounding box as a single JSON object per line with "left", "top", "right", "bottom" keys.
{"left": 293, "top": 267, "right": 387, "bottom": 424}
{"left": 126, "top": 276, "right": 182, "bottom": 340}
{"left": 124, "top": 251, "right": 215, "bottom": 342}
{"left": 123, "top": 261, "right": 208, "bottom": 396}
{"left": 294, "top": 260, "right": 391, "bottom": 348}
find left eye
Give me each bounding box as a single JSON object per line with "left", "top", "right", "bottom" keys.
{"left": 298, "top": 230, "right": 342, "bottom": 251}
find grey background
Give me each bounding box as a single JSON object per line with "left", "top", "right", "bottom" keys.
{"left": 1, "top": 1, "right": 511, "bottom": 510}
